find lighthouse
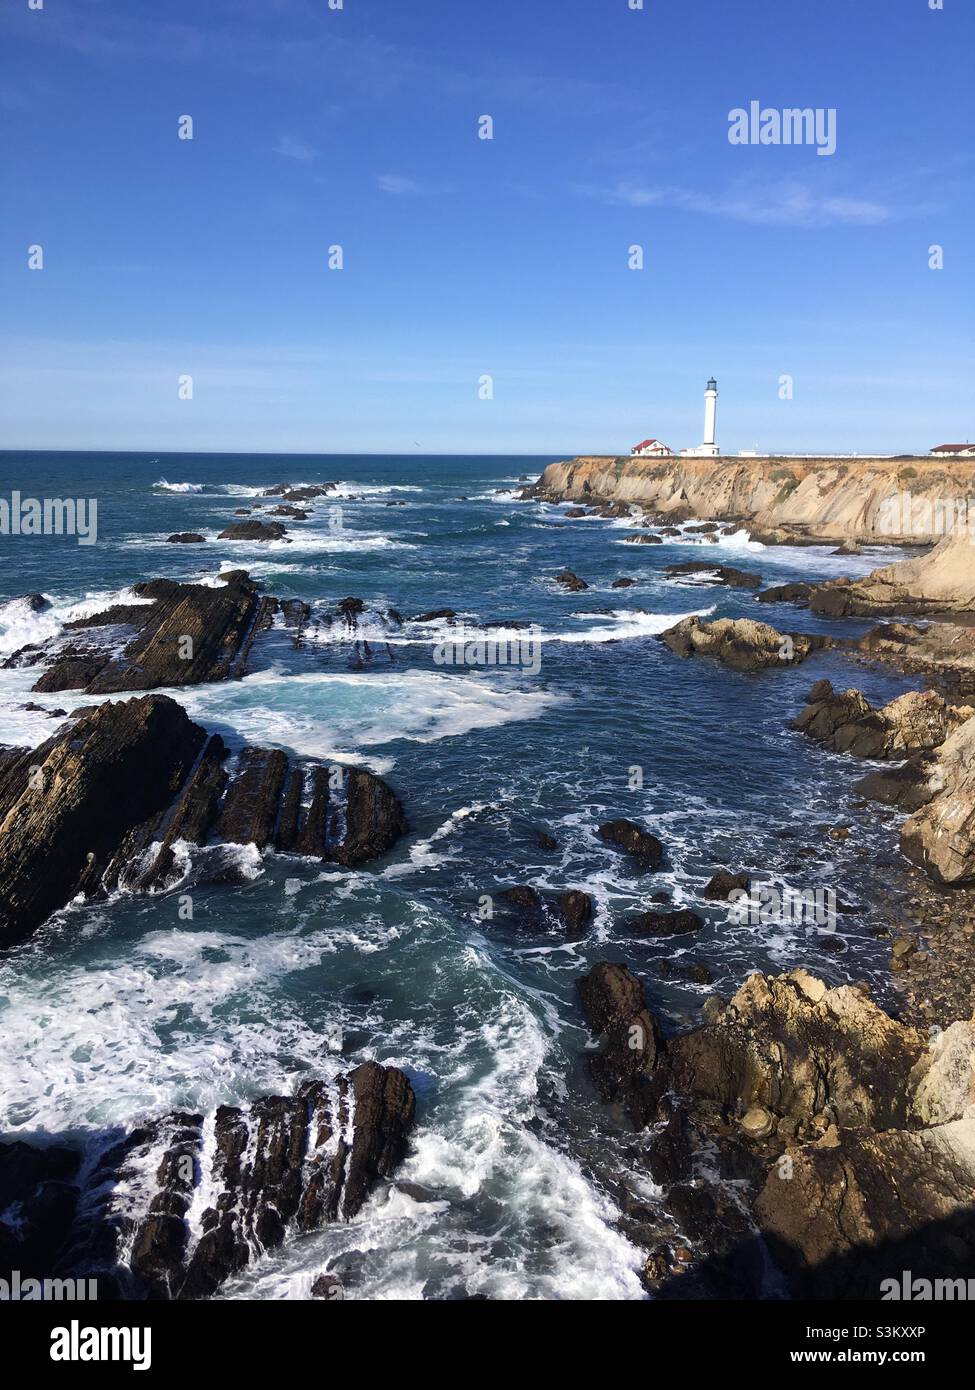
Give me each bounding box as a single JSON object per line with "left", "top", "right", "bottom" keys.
{"left": 681, "top": 377, "right": 721, "bottom": 457}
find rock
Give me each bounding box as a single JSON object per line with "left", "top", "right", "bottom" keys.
{"left": 413, "top": 608, "right": 457, "bottom": 623}
{"left": 793, "top": 686, "right": 971, "bottom": 759}
{"left": 51, "top": 1063, "right": 415, "bottom": 1300}
{"left": 268, "top": 506, "right": 308, "bottom": 519}
{"left": 702, "top": 870, "right": 750, "bottom": 901}
{"left": 0, "top": 700, "right": 408, "bottom": 946}
{"left": 0, "top": 1141, "right": 81, "bottom": 1276}
{"left": 311, "top": 1275, "right": 344, "bottom": 1300}
{"left": 627, "top": 909, "right": 704, "bottom": 937}
{"left": 756, "top": 582, "right": 813, "bottom": 605}
{"left": 564, "top": 507, "right": 588, "bottom": 518}
{"left": 554, "top": 569, "right": 589, "bottom": 592}
{"left": 217, "top": 521, "right": 287, "bottom": 542}
{"left": 664, "top": 562, "right": 762, "bottom": 589}
{"left": 833, "top": 539, "right": 861, "bottom": 556}
{"left": 576, "top": 962, "right": 663, "bottom": 1126}
{"left": 622, "top": 533, "right": 662, "bottom": 544}
{"left": 0, "top": 695, "right": 209, "bottom": 948}
{"left": 535, "top": 829, "right": 558, "bottom": 851}
{"left": 611, "top": 578, "right": 638, "bottom": 588}
{"left": 740, "top": 1106, "right": 775, "bottom": 1139}
{"left": 557, "top": 889, "right": 593, "bottom": 934}
{"left": 658, "top": 616, "right": 829, "bottom": 671}
{"left": 810, "top": 534, "right": 975, "bottom": 617}
{"left": 900, "top": 715, "right": 975, "bottom": 884}
{"left": 597, "top": 819, "right": 664, "bottom": 869}
{"left": 15, "top": 592, "right": 50, "bottom": 613}
{"left": 19, "top": 575, "right": 270, "bottom": 694}
{"left": 498, "top": 885, "right": 593, "bottom": 934}
{"left": 166, "top": 533, "right": 206, "bottom": 544}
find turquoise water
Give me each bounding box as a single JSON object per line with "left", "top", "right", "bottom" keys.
{"left": 0, "top": 452, "right": 917, "bottom": 1299}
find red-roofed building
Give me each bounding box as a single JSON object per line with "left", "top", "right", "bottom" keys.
{"left": 631, "top": 438, "right": 672, "bottom": 457}
{"left": 930, "top": 443, "right": 975, "bottom": 457}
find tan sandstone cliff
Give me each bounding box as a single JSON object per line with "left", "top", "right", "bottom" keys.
{"left": 529, "top": 455, "right": 975, "bottom": 545}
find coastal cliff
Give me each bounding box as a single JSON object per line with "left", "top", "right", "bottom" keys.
{"left": 528, "top": 455, "right": 975, "bottom": 544}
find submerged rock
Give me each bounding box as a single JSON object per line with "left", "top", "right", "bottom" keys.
{"left": 554, "top": 569, "right": 589, "bottom": 592}
{"left": 166, "top": 532, "right": 206, "bottom": 544}
{"left": 627, "top": 908, "right": 704, "bottom": 936}
{"left": 664, "top": 562, "right": 761, "bottom": 588}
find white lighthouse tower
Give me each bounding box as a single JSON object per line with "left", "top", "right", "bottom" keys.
{"left": 681, "top": 377, "right": 721, "bottom": 458}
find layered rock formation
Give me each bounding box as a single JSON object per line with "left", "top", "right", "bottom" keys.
{"left": 0, "top": 696, "right": 407, "bottom": 948}
{"left": 2, "top": 575, "right": 293, "bottom": 694}
{"left": 578, "top": 962, "right": 975, "bottom": 1298}
{"left": 659, "top": 616, "right": 830, "bottom": 671}
{"left": 526, "top": 456, "right": 975, "bottom": 545}
{"left": 810, "top": 533, "right": 975, "bottom": 616}
{"left": 2, "top": 1062, "right": 416, "bottom": 1300}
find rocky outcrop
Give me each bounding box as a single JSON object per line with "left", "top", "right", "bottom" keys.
{"left": 3, "top": 1063, "right": 415, "bottom": 1300}
{"left": 810, "top": 534, "right": 975, "bottom": 617}
{"left": 793, "top": 680, "right": 973, "bottom": 759}
{"left": 578, "top": 962, "right": 975, "bottom": 1298}
{"left": 527, "top": 456, "right": 975, "bottom": 545}
{"left": 756, "top": 581, "right": 813, "bottom": 605}
{"left": 658, "top": 616, "right": 829, "bottom": 671}
{"left": 900, "top": 716, "right": 975, "bottom": 885}
{"left": 0, "top": 697, "right": 408, "bottom": 947}
{"left": 166, "top": 533, "right": 206, "bottom": 544}
{"left": 627, "top": 908, "right": 704, "bottom": 936}
{"left": 4, "top": 575, "right": 278, "bottom": 694}
{"left": 853, "top": 621, "right": 975, "bottom": 697}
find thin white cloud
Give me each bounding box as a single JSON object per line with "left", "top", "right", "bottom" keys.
{"left": 377, "top": 174, "right": 423, "bottom": 195}
{"left": 273, "top": 134, "right": 317, "bottom": 162}
{"left": 576, "top": 179, "right": 894, "bottom": 227}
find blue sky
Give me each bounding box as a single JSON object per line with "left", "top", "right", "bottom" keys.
{"left": 1, "top": 0, "right": 972, "bottom": 455}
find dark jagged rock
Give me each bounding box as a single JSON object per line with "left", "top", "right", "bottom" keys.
{"left": 10, "top": 592, "right": 51, "bottom": 612}
{"left": 627, "top": 908, "right": 704, "bottom": 937}
{"left": 702, "top": 870, "right": 750, "bottom": 901}
{"left": 217, "top": 521, "right": 287, "bottom": 542}
{"left": 41, "top": 1063, "right": 415, "bottom": 1301}
{"left": 268, "top": 506, "right": 308, "bottom": 519}
{"left": 597, "top": 818, "right": 664, "bottom": 870}
{"left": 18, "top": 575, "right": 268, "bottom": 694}
{"left": 665, "top": 562, "right": 761, "bottom": 588}
{"left": 756, "top": 582, "right": 813, "bottom": 605}
{"left": 263, "top": 483, "right": 336, "bottom": 503}
{"left": 166, "top": 533, "right": 206, "bottom": 544}
{"left": 0, "top": 701, "right": 408, "bottom": 945}
{"left": 554, "top": 569, "right": 589, "bottom": 592}
{"left": 611, "top": 578, "right": 638, "bottom": 588}
{"left": 577, "top": 962, "right": 663, "bottom": 1127}
{"left": 0, "top": 695, "right": 208, "bottom": 948}
{"left": 622, "top": 532, "right": 662, "bottom": 544}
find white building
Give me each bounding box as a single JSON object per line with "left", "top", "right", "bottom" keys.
{"left": 680, "top": 378, "right": 721, "bottom": 458}
{"left": 631, "top": 438, "right": 672, "bottom": 457}
{"left": 931, "top": 443, "right": 975, "bottom": 458}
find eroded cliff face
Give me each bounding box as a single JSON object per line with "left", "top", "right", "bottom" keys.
{"left": 530, "top": 456, "right": 975, "bottom": 544}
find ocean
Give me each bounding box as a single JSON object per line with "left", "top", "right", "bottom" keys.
{"left": 0, "top": 451, "right": 919, "bottom": 1299}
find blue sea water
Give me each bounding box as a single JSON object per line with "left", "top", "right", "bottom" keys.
{"left": 0, "top": 452, "right": 919, "bottom": 1299}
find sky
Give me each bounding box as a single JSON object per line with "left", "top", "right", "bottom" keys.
{"left": 0, "top": 0, "right": 972, "bottom": 456}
